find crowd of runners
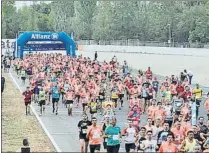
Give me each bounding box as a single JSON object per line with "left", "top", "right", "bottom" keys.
{"left": 9, "top": 52, "right": 209, "bottom": 153}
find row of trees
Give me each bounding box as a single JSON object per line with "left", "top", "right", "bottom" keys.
{"left": 2, "top": 1, "right": 209, "bottom": 43}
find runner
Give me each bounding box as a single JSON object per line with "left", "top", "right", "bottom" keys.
{"left": 118, "top": 80, "right": 125, "bottom": 108}
{"left": 193, "top": 84, "right": 203, "bottom": 117}
{"left": 87, "top": 117, "right": 103, "bottom": 153}
{"left": 127, "top": 105, "right": 141, "bottom": 132}
{"left": 38, "top": 86, "right": 46, "bottom": 116}
{"left": 64, "top": 89, "right": 75, "bottom": 116}
{"left": 122, "top": 60, "right": 129, "bottom": 77}
{"left": 152, "top": 77, "right": 159, "bottom": 97}
{"left": 141, "top": 130, "right": 158, "bottom": 152}
{"left": 204, "top": 92, "right": 209, "bottom": 120}
{"left": 111, "top": 84, "right": 119, "bottom": 109}
{"left": 145, "top": 67, "right": 153, "bottom": 81}
{"left": 98, "top": 88, "right": 105, "bottom": 115}
{"left": 78, "top": 114, "right": 92, "bottom": 153}
{"left": 123, "top": 120, "right": 136, "bottom": 153}
{"left": 50, "top": 83, "right": 60, "bottom": 115}
{"left": 171, "top": 120, "right": 185, "bottom": 149}
{"left": 11, "top": 53, "right": 209, "bottom": 152}
{"left": 153, "top": 102, "right": 166, "bottom": 124}
{"left": 33, "top": 83, "right": 40, "bottom": 103}
{"left": 102, "top": 96, "right": 115, "bottom": 112}
{"left": 135, "top": 127, "right": 147, "bottom": 152}
{"left": 101, "top": 115, "right": 111, "bottom": 152}
{"left": 158, "top": 133, "right": 178, "bottom": 152}
{"left": 146, "top": 99, "right": 158, "bottom": 124}
{"left": 88, "top": 98, "right": 99, "bottom": 120}
{"left": 22, "top": 87, "right": 33, "bottom": 116}
{"left": 180, "top": 130, "right": 199, "bottom": 152}
{"left": 104, "top": 117, "right": 121, "bottom": 153}
{"left": 157, "top": 122, "right": 174, "bottom": 147}
{"left": 5, "top": 57, "right": 11, "bottom": 72}
{"left": 20, "top": 68, "right": 27, "bottom": 85}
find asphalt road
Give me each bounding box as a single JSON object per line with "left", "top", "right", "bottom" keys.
{"left": 9, "top": 62, "right": 209, "bottom": 152}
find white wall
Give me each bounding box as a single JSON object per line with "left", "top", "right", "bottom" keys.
{"left": 82, "top": 45, "right": 209, "bottom": 57}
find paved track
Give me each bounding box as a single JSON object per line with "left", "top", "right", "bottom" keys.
{"left": 9, "top": 58, "right": 209, "bottom": 152}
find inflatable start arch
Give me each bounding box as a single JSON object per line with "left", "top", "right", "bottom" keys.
{"left": 14, "top": 32, "right": 76, "bottom": 59}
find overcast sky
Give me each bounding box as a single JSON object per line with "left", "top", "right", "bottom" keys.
{"left": 15, "top": 1, "right": 51, "bottom": 9}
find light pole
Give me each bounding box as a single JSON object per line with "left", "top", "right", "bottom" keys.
{"left": 168, "top": 24, "right": 172, "bottom": 47}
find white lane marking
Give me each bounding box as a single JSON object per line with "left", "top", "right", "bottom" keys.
{"left": 9, "top": 71, "right": 62, "bottom": 152}
{"left": 51, "top": 133, "right": 76, "bottom": 135}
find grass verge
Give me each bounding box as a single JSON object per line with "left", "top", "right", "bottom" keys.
{"left": 2, "top": 73, "right": 56, "bottom": 152}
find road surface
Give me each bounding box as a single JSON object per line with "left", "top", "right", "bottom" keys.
{"left": 9, "top": 55, "right": 209, "bottom": 152}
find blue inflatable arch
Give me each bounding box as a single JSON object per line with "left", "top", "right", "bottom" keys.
{"left": 14, "top": 32, "right": 76, "bottom": 59}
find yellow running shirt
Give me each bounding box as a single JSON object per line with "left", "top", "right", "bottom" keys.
{"left": 193, "top": 88, "right": 202, "bottom": 100}
{"left": 111, "top": 91, "right": 118, "bottom": 99}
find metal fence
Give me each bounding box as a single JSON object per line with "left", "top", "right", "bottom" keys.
{"left": 77, "top": 39, "right": 209, "bottom": 48}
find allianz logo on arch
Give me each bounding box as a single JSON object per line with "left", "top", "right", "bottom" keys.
{"left": 31, "top": 33, "right": 59, "bottom": 40}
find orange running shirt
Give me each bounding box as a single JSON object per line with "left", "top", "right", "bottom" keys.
{"left": 158, "top": 142, "right": 178, "bottom": 152}
{"left": 87, "top": 125, "right": 102, "bottom": 145}
{"left": 171, "top": 127, "right": 185, "bottom": 146}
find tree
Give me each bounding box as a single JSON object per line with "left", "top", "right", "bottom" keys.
{"left": 2, "top": 1, "right": 19, "bottom": 38}
{"left": 2, "top": 1, "right": 209, "bottom": 44}
{"left": 72, "top": 1, "right": 97, "bottom": 40}
{"left": 51, "top": 1, "right": 74, "bottom": 34}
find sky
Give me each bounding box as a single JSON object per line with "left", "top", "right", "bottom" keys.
{"left": 15, "top": 1, "right": 51, "bottom": 9}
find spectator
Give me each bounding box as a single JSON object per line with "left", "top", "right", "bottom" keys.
{"left": 1, "top": 76, "right": 5, "bottom": 93}
{"left": 94, "top": 51, "right": 98, "bottom": 60}
{"left": 16, "top": 138, "right": 30, "bottom": 153}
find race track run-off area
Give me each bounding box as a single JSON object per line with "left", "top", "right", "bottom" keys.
{"left": 8, "top": 51, "right": 209, "bottom": 152}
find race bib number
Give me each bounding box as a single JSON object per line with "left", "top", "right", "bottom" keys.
{"left": 113, "top": 135, "right": 119, "bottom": 140}
{"left": 133, "top": 121, "right": 138, "bottom": 125}
{"left": 93, "top": 132, "right": 100, "bottom": 139}
{"left": 91, "top": 106, "right": 97, "bottom": 111}
{"left": 82, "top": 129, "right": 87, "bottom": 134}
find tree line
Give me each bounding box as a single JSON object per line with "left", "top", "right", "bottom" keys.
{"left": 2, "top": 1, "right": 209, "bottom": 43}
